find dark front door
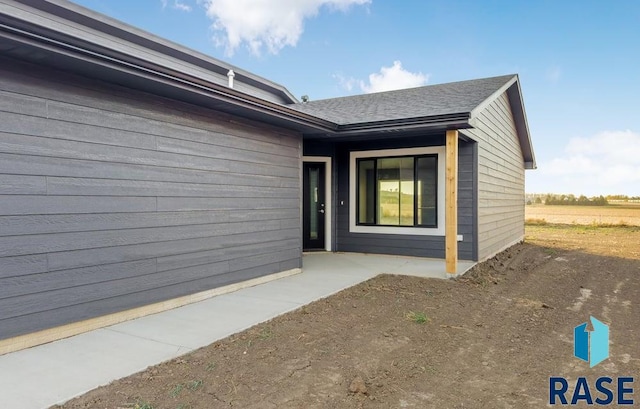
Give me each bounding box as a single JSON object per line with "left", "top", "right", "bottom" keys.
{"left": 303, "top": 162, "right": 326, "bottom": 250}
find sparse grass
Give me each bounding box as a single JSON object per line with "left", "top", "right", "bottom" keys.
{"left": 205, "top": 362, "right": 216, "bottom": 372}
{"left": 525, "top": 218, "right": 548, "bottom": 226}
{"left": 589, "top": 220, "right": 630, "bottom": 227}
{"left": 169, "top": 384, "right": 184, "bottom": 398}
{"left": 406, "top": 311, "right": 429, "bottom": 324}
{"left": 169, "top": 380, "right": 201, "bottom": 398}
{"left": 528, "top": 222, "right": 640, "bottom": 233}
{"left": 526, "top": 217, "right": 635, "bottom": 228}
{"left": 526, "top": 223, "right": 640, "bottom": 260}
{"left": 176, "top": 404, "right": 192, "bottom": 409}
{"left": 186, "top": 380, "right": 203, "bottom": 391}
{"left": 258, "top": 327, "right": 273, "bottom": 340}
{"left": 134, "top": 401, "right": 155, "bottom": 409}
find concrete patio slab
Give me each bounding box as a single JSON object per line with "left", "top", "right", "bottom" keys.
{"left": 106, "top": 293, "right": 302, "bottom": 350}
{"left": 0, "top": 252, "right": 474, "bottom": 409}
{"left": 0, "top": 328, "right": 189, "bottom": 409}
{"left": 305, "top": 252, "right": 475, "bottom": 278}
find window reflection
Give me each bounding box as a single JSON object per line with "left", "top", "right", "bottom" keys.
{"left": 356, "top": 155, "right": 437, "bottom": 228}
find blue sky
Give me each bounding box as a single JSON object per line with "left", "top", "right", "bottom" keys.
{"left": 72, "top": 0, "right": 640, "bottom": 196}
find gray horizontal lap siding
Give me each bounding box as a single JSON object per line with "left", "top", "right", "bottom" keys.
{"left": 305, "top": 136, "right": 477, "bottom": 261}
{"left": 0, "top": 58, "right": 302, "bottom": 340}
{"left": 463, "top": 92, "right": 525, "bottom": 260}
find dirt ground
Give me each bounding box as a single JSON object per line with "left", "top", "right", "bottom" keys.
{"left": 55, "top": 225, "right": 640, "bottom": 409}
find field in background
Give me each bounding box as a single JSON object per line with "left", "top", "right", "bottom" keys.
{"left": 526, "top": 223, "right": 640, "bottom": 259}
{"left": 525, "top": 203, "right": 640, "bottom": 226}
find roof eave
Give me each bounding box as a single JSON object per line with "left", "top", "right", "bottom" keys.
{"left": 337, "top": 112, "right": 472, "bottom": 132}
{"left": 0, "top": 18, "right": 335, "bottom": 133}
{"left": 303, "top": 113, "right": 472, "bottom": 140}
{"left": 470, "top": 74, "right": 536, "bottom": 169}
{"left": 506, "top": 78, "right": 537, "bottom": 169}
{"left": 3, "top": 0, "right": 299, "bottom": 104}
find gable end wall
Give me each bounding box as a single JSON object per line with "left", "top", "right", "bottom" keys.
{"left": 463, "top": 92, "right": 525, "bottom": 260}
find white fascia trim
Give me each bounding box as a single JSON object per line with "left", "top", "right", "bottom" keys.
{"left": 349, "top": 146, "right": 446, "bottom": 236}
{"left": 303, "top": 156, "right": 332, "bottom": 251}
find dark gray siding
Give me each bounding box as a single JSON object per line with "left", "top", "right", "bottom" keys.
{"left": 0, "top": 57, "right": 302, "bottom": 340}
{"left": 305, "top": 136, "right": 477, "bottom": 261}
{"left": 458, "top": 140, "right": 479, "bottom": 261}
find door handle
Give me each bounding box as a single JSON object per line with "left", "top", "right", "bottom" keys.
{"left": 319, "top": 209, "right": 325, "bottom": 214}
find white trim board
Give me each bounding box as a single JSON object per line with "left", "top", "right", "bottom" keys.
{"left": 349, "top": 146, "right": 448, "bottom": 237}
{"left": 302, "top": 156, "right": 332, "bottom": 251}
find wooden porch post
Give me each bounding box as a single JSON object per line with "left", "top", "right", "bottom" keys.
{"left": 445, "top": 130, "right": 458, "bottom": 274}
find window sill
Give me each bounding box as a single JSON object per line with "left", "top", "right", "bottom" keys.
{"left": 350, "top": 224, "right": 444, "bottom": 236}
{"left": 349, "top": 225, "right": 463, "bottom": 240}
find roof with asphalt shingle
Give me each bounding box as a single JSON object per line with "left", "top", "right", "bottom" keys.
{"left": 289, "top": 74, "right": 516, "bottom": 125}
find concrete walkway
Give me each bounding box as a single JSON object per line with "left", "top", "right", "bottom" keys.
{"left": 0, "top": 253, "right": 474, "bottom": 409}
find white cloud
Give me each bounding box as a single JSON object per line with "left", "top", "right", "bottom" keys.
{"left": 200, "top": 0, "right": 370, "bottom": 56}
{"left": 161, "top": 0, "right": 192, "bottom": 12}
{"left": 532, "top": 130, "right": 640, "bottom": 196}
{"left": 333, "top": 72, "right": 358, "bottom": 92}
{"left": 174, "top": 1, "right": 192, "bottom": 11}
{"left": 359, "top": 61, "right": 428, "bottom": 93}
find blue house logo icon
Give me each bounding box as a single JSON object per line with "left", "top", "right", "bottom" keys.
{"left": 574, "top": 316, "right": 609, "bottom": 367}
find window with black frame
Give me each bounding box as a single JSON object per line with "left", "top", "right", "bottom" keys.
{"left": 357, "top": 155, "right": 437, "bottom": 228}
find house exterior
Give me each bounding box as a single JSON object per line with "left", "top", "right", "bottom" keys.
{"left": 295, "top": 77, "right": 535, "bottom": 261}
{"left": 0, "top": 0, "right": 535, "bottom": 353}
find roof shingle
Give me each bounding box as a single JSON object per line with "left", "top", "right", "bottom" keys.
{"left": 289, "top": 74, "right": 516, "bottom": 125}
